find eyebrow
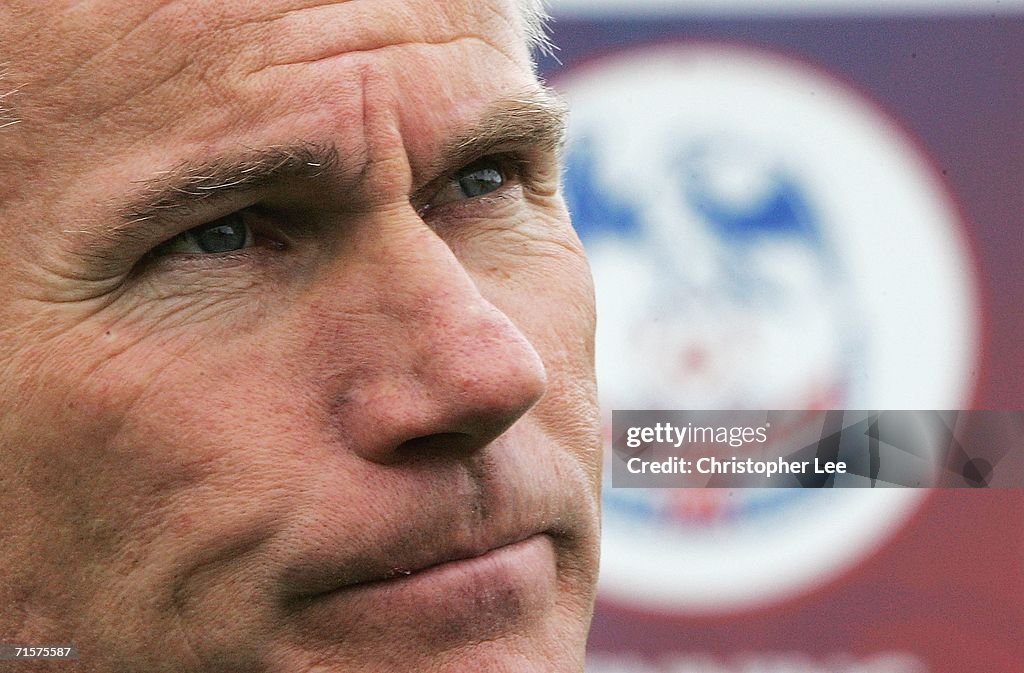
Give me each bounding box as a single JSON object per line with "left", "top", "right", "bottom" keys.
{"left": 433, "top": 87, "right": 568, "bottom": 180}
{"left": 117, "top": 143, "right": 344, "bottom": 226}
{"left": 116, "top": 88, "right": 568, "bottom": 228}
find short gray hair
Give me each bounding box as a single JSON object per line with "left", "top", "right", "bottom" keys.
{"left": 518, "top": 0, "right": 554, "bottom": 57}
{"left": 0, "top": 66, "right": 20, "bottom": 131}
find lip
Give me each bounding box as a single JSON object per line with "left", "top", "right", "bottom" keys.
{"left": 321, "top": 531, "right": 553, "bottom": 596}
{"left": 302, "top": 531, "right": 548, "bottom": 598}
{"left": 288, "top": 532, "right": 560, "bottom": 645}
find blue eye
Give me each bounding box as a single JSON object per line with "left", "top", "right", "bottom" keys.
{"left": 428, "top": 158, "right": 510, "bottom": 208}
{"left": 456, "top": 164, "right": 504, "bottom": 198}
{"left": 154, "top": 213, "right": 253, "bottom": 256}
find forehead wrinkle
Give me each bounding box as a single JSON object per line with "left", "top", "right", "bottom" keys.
{"left": 227, "top": 0, "right": 528, "bottom": 79}
{"left": 47, "top": 1, "right": 180, "bottom": 90}
{"left": 246, "top": 33, "right": 517, "bottom": 80}
{"left": 213, "top": 0, "right": 360, "bottom": 29}
{"left": 87, "top": 55, "right": 193, "bottom": 126}
{"left": 7, "top": 0, "right": 186, "bottom": 117}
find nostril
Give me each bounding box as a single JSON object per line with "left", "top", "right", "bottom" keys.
{"left": 396, "top": 432, "right": 480, "bottom": 459}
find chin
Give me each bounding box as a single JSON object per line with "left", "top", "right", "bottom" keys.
{"left": 279, "top": 629, "right": 589, "bottom": 673}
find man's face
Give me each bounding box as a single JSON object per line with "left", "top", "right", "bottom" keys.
{"left": 0, "top": 1, "right": 600, "bottom": 671}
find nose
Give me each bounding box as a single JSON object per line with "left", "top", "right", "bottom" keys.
{"left": 319, "top": 207, "right": 548, "bottom": 464}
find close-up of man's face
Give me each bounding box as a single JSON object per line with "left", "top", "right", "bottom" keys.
{"left": 0, "top": 1, "right": 601, "bottom": 671}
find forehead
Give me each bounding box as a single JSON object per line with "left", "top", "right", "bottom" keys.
{"left": 1, "top": 0, "right": 537, "bottom": 189}
{"left": 6, "top": 0, "right": 532, "bottom": 89}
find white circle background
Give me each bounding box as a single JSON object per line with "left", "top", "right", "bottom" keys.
{"left": 557, "top": 44, "right": 981, "bottom": 612}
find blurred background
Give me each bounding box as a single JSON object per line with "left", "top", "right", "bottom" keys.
{"left": 536, "top": 1, "right": 1024, "bottom": 671}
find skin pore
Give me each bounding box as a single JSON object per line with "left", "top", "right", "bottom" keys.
{"left": 0, "top": 1, "right": 601, "bottom": 672}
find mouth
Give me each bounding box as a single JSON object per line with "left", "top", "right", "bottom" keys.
{"left": 292, "top": 529, "right": 556, "bottom": 602}
{"left": 286, "top": 531, "right": 561, "bottom": 645}
{"left": 273, "top": 450, "right": 593, "bottom": 644}
{"left": 363, "top": 532, "right": 542, "bottom": 585}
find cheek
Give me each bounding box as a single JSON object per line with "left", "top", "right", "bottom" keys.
{"left": 3, "top": 310, "right": 309, "bottom": 528}
{"left": 101, "top": 337, "right": 313, "bottom": 477}
{"left": 458, "top": 207, "right": 597, "bottom": 381}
